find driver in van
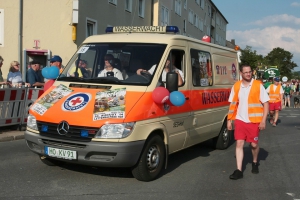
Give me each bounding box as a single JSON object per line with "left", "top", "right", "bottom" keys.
{"left": 136, "top": 54, "right": 184, "bottom": 86}
{"left": 97, "top": 54, "right": 123, "bottom": 80}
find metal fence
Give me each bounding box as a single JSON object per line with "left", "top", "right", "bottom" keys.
{"left": 0, "top": 86, "right": 44, "bottom": 129}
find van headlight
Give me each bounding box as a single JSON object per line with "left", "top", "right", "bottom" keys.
{"left": 27, "top": 114, "right": 38, "bottom": 130}
{"left": 95, "top": 122, "right": 135, "bottom": 139}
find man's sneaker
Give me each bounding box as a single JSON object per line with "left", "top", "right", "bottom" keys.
{"left": 252, "top": 162, "right": 259, "bottom": 174}
{"left": 270, "top": 118, "right": 274, "bottom": 124}
{"left": 229, "top": 169, "right": 243, "bottom": 180}
{"left": 272, "top": 122, "right": 277, "bottom": 127}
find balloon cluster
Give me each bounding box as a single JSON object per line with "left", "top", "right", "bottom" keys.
{"left": 42, "top": 66, "right": 60, "bottom": 79}
{"left": 152, "top": 87, "right": 186, "bottom": 106}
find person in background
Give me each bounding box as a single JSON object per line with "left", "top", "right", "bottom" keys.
{"left": 0, "top": 55, "right": 8, "bottom": 85}
{"left": 266, "top": 77, "right": 284, "bottom": 127}
{"left": 136, "top": 54, "right": 184, "bottom": 86}
{"left": 7, "top": 61, "right": 30, "bottom": 87}
{"left": 283, "top": 82, "right": 292, "bottom": 108}
{"left": 69, "top": 59, "right": 90, "bottom": 78}
{"left": 98, "top": 54, "right": 123, "bottom": 80}
{"left": 227, "top": 65, "right": 269, "bottom": 180}
{"left": 49, "top": 55, "right": 63, "bottom": 74}
{"left": 263, "top": 77, "right": 272, "bottom": 89}
{"left": 26, "top": 60, "right": 45, "bottom": 88}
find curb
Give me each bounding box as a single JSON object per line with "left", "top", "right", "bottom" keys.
{"left": 0, "top": 133, "right": 25, "bottom": 142}
{"left": 0, "top": 135, "right": 24, "bottom": 142}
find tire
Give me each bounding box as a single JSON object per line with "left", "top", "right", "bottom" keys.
{"left": 131, "top": 135, "right": 165, "bottom": 182}
{"left": 213, "top": 121, "right": 231, "bottom": 150}
{"left": 39, "top": 155, "right": 63, "bottom": 166}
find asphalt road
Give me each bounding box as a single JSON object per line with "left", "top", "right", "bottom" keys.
{"left": 0, "top": 107, "right": 300, "bottom": 200}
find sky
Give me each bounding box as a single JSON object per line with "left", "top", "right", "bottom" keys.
{"left": 212, "top": 0, "right": 300, "bottom": 71}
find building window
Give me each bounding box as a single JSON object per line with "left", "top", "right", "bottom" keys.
{"left": 161, "top": 5, "right": 169, "bottom": 26}
{"left": 199, "top": 18, "right": 204, "bottom": 31}
{"left": 86, "top": 18, "right": 97, "bottom": 37}
{"left": 188, "top": 9, "right": 194, "bottom": 24}
{"left": 206, "top": 26, "right": 210, "bottom": 36}
{"left": 200, "top": 0, "right": 205, "bottom": 9}
{"left": 139, "top": 0, "right": 145, "bottom": 18}
{"left": 108, "top": 0, "right": 117, "bottom": 5}
{"left": 183, "top": 19, "right": 186, "bottom": 32}
{"left": 196, "top": 0, "right": 200, "bottom": 5}
{"left": 175, "top": 0, "right": 182, "bottom": 16}
{"left": 184, "top": 0, "right": 187, "bottom": 9}
{"left": 125, "top": 0, "right": 132, "bottom": 12}
{"left": 204, "top": 12, "right": 207, "bottom": 26}
{"left": 208, "top": 5, "right": 211, "bottom": 17}
{"left": 0, "top": 9, "right": 4, "bottom": 47}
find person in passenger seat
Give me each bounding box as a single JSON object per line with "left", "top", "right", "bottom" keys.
{"left": 97, "top": 54, "right": 123, "bottom": 80}
{"left": 136, "top": 55, "right": 184, "bottom": 86}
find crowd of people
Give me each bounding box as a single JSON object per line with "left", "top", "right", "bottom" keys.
{"left": 0, "top": 55, "right": 63, "bottom": 88}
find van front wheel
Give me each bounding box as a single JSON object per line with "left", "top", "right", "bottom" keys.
{"left": 131, "top": 135, "right": 165, "bottom": 182}
{"left": 213, "top": 121, "right": 231, "bottom": 150}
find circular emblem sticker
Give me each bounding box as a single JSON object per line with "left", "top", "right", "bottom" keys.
{"left": 62, "top": 93, "right": 91, "bottom": 112}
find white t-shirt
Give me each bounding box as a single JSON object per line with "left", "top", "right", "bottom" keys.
{"left": 97, "top": 68, "right": 123, "bottom": 80}
{"left": 148, "top": 65, "right": 184, "bottom": 82}
{"left": 228, "top": 79, "right": 270, "bottom": 123}
{"left": 266, "top": 84, "right": 284, "bottom": 94}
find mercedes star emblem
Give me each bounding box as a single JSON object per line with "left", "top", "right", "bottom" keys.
{"left": 57, "top": 121, "right": 69, "bottom": 135}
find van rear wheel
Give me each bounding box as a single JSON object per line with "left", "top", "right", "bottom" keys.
{"left": 131, "top": 135, "right": 165, "bottom": 182}
{"left": 213, "top": 121, "right": 230, "bottom": 150}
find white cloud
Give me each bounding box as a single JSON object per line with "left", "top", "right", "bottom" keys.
{"left": 248, "top": 14, "right": 300, "bottom": 26}
{"left": 227, "top": 26, "right": 300, "bottom": 68}
{"left": 291, "top": 2, "right": 300, "bottom": 7}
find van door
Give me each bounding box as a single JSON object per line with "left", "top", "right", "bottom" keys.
{"left": 158, "top": 48, "right": 193, "bottom": 154}
{"left": 186, "top": 49, "right": 217, "bottom": 146}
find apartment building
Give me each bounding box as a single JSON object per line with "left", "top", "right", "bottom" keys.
{"left": 0, "top": 0, "right": 228, "bottom": 79}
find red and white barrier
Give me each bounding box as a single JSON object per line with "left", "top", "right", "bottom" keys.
{"left": 0, "top": 87, "right": 44, "bottom": 128}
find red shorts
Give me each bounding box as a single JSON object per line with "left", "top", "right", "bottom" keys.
{"left": 234, "top": 119, "right": 260, "bottom": 144}
{"left": 269, "top": 102, "right": 281, "bottom": 111}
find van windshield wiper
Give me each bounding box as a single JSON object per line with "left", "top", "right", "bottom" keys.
{"left": 57, "top": 76, "right": 85, "bottom": 82}
{"left": 84, "top": 77, "right": 121, "bottom": 84}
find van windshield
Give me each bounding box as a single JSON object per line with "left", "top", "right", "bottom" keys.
{"left": 58, "top": 43, "right": 167, "bottom": 86}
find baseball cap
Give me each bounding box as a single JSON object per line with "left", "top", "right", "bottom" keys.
{"left": 31, "top": 60, "right": 40, "bottom": 65}
{"left": 274, "top": 77, "right": 280, "bottom": 82}
{"left": 49, "top": 55, "right": 62, "bottom": 63}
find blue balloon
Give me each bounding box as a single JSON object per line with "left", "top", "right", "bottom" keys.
{"left": 170, "top": 91, "right": 186, "bottom": 106}
{"left": 42, "top": 66, "right": 59, "bottom": 79}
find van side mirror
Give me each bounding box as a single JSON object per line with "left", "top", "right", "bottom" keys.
{"left": 166, "top": 72, "right": 178, "bottom": 92}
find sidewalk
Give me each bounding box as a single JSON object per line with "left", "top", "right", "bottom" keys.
{"left": 0, "top": 125, "right": 25, "bottom": 142}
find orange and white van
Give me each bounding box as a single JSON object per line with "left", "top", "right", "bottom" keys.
{"left": 25, "top": 26, "right": 240, "bottom": 182}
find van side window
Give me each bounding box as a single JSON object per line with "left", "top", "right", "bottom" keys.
{"left": 163, "top": 50, "right": 185, "bottom": 87}
{"left": 190, "top": 49, "right": 213, "bottom": 86}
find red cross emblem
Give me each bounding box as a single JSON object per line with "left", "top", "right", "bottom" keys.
{"left": 71, "top": 97, "right": 82, "bottom": 106}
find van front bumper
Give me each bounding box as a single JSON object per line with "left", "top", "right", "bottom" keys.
{"left": 25, "top": 130, "right": 145, "bottom": 167}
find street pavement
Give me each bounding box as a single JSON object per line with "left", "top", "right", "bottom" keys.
{"left": 0, "top": 125, "right": 25, "bottom": 142}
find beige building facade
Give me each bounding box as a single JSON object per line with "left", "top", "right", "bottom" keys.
{"left": 0, "top": 0, "right": 228, "bottom": 81}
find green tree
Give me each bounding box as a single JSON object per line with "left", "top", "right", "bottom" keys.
{"left": 240, "top": 46, "right": 263, "bottom": 70}
{"left": 264, "top": 47, "right": 297, "bottom": 79}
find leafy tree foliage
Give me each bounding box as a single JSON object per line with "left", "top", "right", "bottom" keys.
{"left": 239, "top": 46, "right": 298, "bottom": 79}
{"left": 240, "top": 46, "right": 262, "bottom": 70}
{"left": 264, "top": 47, "right": 297, "bottom": 79}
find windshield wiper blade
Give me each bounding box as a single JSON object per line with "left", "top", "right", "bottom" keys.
{"left": 57, "top": 76, "right": 85, "bottom": 82}
{"left": 85, "top": 77, "right": 121, "bottom": 84}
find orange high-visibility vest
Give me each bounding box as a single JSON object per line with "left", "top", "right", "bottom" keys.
{"left": 228, "top": 80, "right": 263, "bottom": 123}
{"left": 269, "top": 84, "right": 281, "bottom": 103}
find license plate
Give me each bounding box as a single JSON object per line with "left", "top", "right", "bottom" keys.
{"left": 44, "top": 146, "right": 77, "bottom": 160}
